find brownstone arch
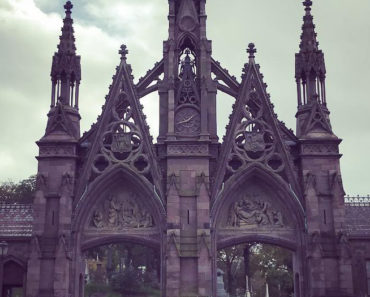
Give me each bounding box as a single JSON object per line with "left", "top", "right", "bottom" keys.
{"left": 211, "top": 164, "right": 307, "bottom": 296}
{"left": 71, "top": 165, "right": 166, "bottom": 296}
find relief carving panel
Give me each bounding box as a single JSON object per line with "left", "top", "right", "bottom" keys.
{"left": 88, "top": 190, "right": 154, "bottom": 230}
{"left": 226, "top": 188, "right": 287, "bottom": 228}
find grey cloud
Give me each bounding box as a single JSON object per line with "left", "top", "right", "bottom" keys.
{"left": 1, "top": 0, "right": 369, "bottom": 196}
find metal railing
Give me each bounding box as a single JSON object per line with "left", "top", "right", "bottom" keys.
{"left": 344, "top": 195, "right": 370, "bottom": 206}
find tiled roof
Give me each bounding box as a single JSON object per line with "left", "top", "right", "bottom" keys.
{"left": 345, "top": 199, "right": 370, "bottom": 237}
{"left": 0, "top": 203, "right": 33, "bottom": 237}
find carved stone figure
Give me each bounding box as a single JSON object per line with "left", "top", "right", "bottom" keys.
{"left": 89, "top": 191, "right": 154, "bottom": 229}
{"left": 92, "top": 210, "right": 104, "bottom": 228}
{"left": 228, "top": 193, "right": 284, "bottom": 228}
{"left": 107, "top": 198, "right": 120, "bottom": 226}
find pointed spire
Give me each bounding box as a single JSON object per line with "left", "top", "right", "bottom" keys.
{"left": 58, "top": 1, "right": 76, "bottom": 55}
{"left": 50, "top": 1, "right": 81, "bottom": 108}
{"left": 295, "top": 1, "right": 335, "bottom": 138}
{"left": 295, "top": 0, "right": 326, "bottom": 107}
{"left": 299, "top": 0, "right": 319, "bottom": 53}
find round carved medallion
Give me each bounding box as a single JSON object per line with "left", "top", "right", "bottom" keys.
{"left": 175, "top": 107, "right": 200, "bottom": 135}
{"left": 179, "top": 16, "right": 196, "bottom": 32}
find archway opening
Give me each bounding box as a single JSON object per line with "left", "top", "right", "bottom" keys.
{"left": 217, "top": 243, "right": 295, "bottom": 297}
{"left": 2, "top": 260, "right": 26, "bottom": 297}
{"left": 84, "top": 242, "right": 161, "bottom": 297}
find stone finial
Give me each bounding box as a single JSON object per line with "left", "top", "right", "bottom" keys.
{"left": 119, "top": 44, "right": 129, "bottom": 60}
{"left": 64, "top": 1, "right": 73, "bottom": 15}
{"left": 303, "top": 0, "right": 313, "bottom": 9}
{"left": 247, "top": 43, "right": 256, "bottom": 59}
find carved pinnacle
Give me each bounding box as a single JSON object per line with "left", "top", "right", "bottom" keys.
{"left": 64, "top": 1, "right": 73, "bottom": 15}
{"left": 247, "top": 43, "right": 257, "bottom": 59}
{"left": 303, "top": 0, "right": 312, "bottom": 14}
{"left": 119, "top": 44, "right": 129, "bottom": 60}
{"left": 303, "top": 0, "right": 313, "bottom": 8}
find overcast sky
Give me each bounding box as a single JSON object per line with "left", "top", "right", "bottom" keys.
{"left": 0, "top": 0, "right": 369, "bottom": 195}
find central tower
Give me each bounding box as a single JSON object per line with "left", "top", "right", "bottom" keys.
{"left": 158, "top": 1, "right": 215, "bottom": 296}
{"left": 158, "top": 0, "right": 216, "bottom": 142}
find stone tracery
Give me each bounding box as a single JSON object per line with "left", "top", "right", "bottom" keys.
{"left": 92, "top": 91, "right": 150, "bottom": 176}
{"left": 226, "top": 86, "right": 285, "bottom": 177}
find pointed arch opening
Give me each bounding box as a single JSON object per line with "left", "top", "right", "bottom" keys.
{"left": 2, "top": 258, "right": 27, "bottom": 297}
{"left": 74, "top": 165, "right": 165, "bottom": 233}
{"left": 72, "top": 165, "right": 165, "bottom": 297}
{"left": 211, "top": 165, "right": 306, "bottom": 297}
{"left": 178, "top": 34, "right": 197, "bottom": 53}
{"left": 212, "top": 164, "right": 305, "bottom": 233}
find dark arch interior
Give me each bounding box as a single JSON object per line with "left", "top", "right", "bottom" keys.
{"left": 2, "top": 260, "right": 26, "bottom": 297}
{"left": 83, "top": 242, "right": 161, "bottom": 297}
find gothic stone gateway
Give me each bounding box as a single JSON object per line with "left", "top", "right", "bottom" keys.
{"left": 1, "top": 1, "right": 370, "bottom": 297}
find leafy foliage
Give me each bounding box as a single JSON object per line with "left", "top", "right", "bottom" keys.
{"left": 85, "top": 243, "right": 160, "bottom": 297}
{"left": 0, "top": 175, "right": 36, "bottom": 203}
{"left": 111, "top": 268, "right": 142, "bottom": 293}
{"left": 217, "top": 243, "right": 294, "bottom": 297}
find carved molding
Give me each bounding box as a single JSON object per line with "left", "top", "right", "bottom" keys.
{"left": 88, "top": 190, "right": 154, "bottom": 230}
{"left": 39, "top": 145, "right": 75, "bottom": 156}
{"left": 167, "top": 144, "right": 208, "bottom": 156}
{"left": 301, "top": 143, "right": 339, "bottom": 155}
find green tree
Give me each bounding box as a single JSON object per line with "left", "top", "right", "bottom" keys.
{"left": 85, "top": 243, "right": 161, "bottom": 295}
{"left": 217, "top": 244, "right": 294, "bottom": 297}
{"left": 250, "top": 244, "right": 293, "bottom": 297}
{"left": 0, "top": 175, "right": 36, "bottom": 203}
{"left": 217, "top": 245, "right": 245, "bottom": 295}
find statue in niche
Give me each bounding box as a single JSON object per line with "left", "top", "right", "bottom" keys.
{"left": 228, "top": 193, "right": 284, "bottom": 228}
{"left": 89, "top": 191, "right": 154, "bottom": 229}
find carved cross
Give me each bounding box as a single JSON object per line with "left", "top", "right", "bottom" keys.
{"left": 64, "top": 1, "right": 73, "bottom": 14}
{"left": 247, "top": 43, "right": 256, "bottom": 59}
{"left": 119, "top": 44, "right": 129, "bottom": 60}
